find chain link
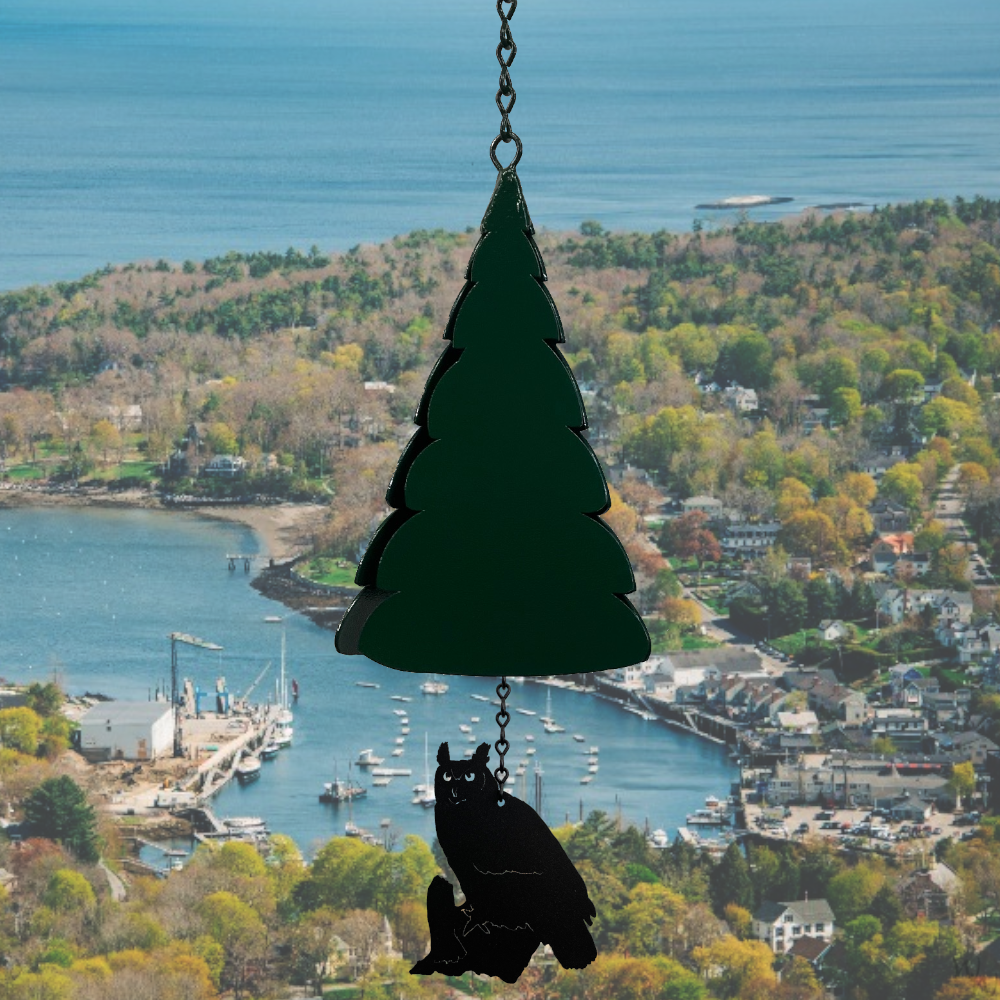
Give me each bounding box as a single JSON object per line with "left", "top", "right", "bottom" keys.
{"left": 491, "top": 0, "right": 522, "bottom": 170}
{"left": 494, "top": 676, "right": 511, "bottom": 803}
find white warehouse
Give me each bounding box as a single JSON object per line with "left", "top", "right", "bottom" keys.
{"left": 76, "top": 702, "right": 174, "bottom": 762}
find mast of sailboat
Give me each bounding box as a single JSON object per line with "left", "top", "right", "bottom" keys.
{"left": 280, "top": 626, "right": 287, "bottom": 711}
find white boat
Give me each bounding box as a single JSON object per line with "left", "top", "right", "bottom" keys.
{"left": 345, "top": 821, "right": 362, "bottom": 837}
{"left": 259, "top": 743, "right": 280, "bottom": 760}
{"left": 264, "top": 616, "right": 283, "bottom": 623}
{"left": 580, "top": 775, "right": 593, "bottom": 784}
{"left": 588, "top": 764, "right": 599, "bottom": 773}
{"left": 392, "top": 709, "right": 408, "bottom": 717}
{"left": 395, "top": 737, "right": 405, "bottom": 745}
{"left": 273, "top": 728, "right": 292, "bottom": 748}
{"left": 587, "top": 756, "right": 599, "bottom": 765}
{"left": 224, "top": 816, "right": 267, "bottom": 830}
{"left": 467, "top": 735, "right": 476, "bottom": 742}
{"left": 391, "top": 748, "right": 405, "bottom": 757}
{"left": 471, "top": 693, "right": 491, "bottom": 702}
{"left": 463, "top": 748, "right": 474, "bottom": 757}
{"left": 543, "top": 722, "right": 565, "bottom": 734}
{"left": 515, "top": 765, "right": 526, "bottom": 777}
{"left": 371, "top": 767, "right": 412, "bottom": 776}
{"left": 356, "top": 749, "right": 385, "bottom": 767}
{"left": 235, "top": 756, "right": 261, "bottom": 782}
{"left": 418, "top": 733, "right": 436, "bottom": 808}
{"left": 525, "top": 734, "right": 535, "bottom": 742}
{"left": 573, "top": 734, "right": 586, "bottom": 742}
{"left": 401, "top": 727, "right": 410, "bottom": 735}
{"left": 687, "top": 808, "right": 729, "bottom": 826}
{"left": 516, "top": 708, "right": 536, "bottom": 716}
{"left": 526, "top": 747, "right": 536, "bottom": 755}
{"left": 459, "top": 724, "right": 471, "bottom": 734}
{"left": 399, "top": 717, "right": 409, "bottom": 725}
{"left": 421, "top": 679, "right": 449, "bottom": 695}
{"left": 648, "top": 828, "right": 670, "bottom": 849}
{"left": 390, "top": 695, "right": 412, "bottom": 702}
{"left": 275, "top": 629, "right": 294, "bottom": 726}
{"left": 588, "top": 746, "right": 600, "bottom": 754}
{"left": 470, "top": 716, "right": 480, "bottom": 723}
{"left": 356, "top": 681, "right": 379, "bottom": 689}
{"left": 372, "top": 777, "right": 392, "bottom": 787}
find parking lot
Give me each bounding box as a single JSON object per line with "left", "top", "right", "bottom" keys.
{"left": 743, "top": 800, "right": 980, "bottom": 857}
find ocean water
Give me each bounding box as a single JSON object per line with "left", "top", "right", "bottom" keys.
{"left": 1, "top": 0, "right": 999, "bottom": 291}
{"left": 0, "top": 507, "right": 736, "bottom": 855}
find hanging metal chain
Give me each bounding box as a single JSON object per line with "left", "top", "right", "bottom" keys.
{"left": 490, "top": 0, "right": 523, "bottom": 171}
{"left": 494, "top": 676, "right": 511, "bottom": 803}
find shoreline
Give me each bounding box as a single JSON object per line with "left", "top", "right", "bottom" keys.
{"left": 0, "top": 486, "right": 328, "bottom": 565}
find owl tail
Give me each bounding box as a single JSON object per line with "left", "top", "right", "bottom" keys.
{"left": 545, "top": 921, "right": 597, "bottom": 970}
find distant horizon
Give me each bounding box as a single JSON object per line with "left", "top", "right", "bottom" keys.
{"left": 2, "top": 0, "right": 998, "bottom": 291}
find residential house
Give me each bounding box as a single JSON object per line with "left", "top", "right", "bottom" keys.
{"left": 721, "top": 521, "right": 781, "bottom": 558}
{"left": 723, "top": 384, "right": 759, "bottom": 412}
{"left": 818, "top": 620, "right": 849, "bottom": 642}
{"left": 896, "top": 862, "right": 958, "bottom": 921}
{"left": 897, "top": 675, "right": 941, "bottom": 709}
{"left": 753, "top": 899, "right": 835, "bottom": 954}
{"left": 937, "top": 621, "right": 1000, "bottom": 663}
{"left": 922, "top": 690, "right": 970, "bottom": 729}
{"left": 889, "top": 664, "right": 924, "bottom": 705}
{"left": 894, "top": 551, "right": 932, "bottom": 578}
{"left": 871, "top": 708, "right": 929, "bottom": 748}
{"left": 782, "top": 671, "right": 868, "bottom": 725}
{"left": 869, "top": 500, "right": 911, "bottom": 534}
{"left": 203, "top": 455, "right": 246, "bottom": 478}
{"left": 645, "top": 649, "right": 767, "bottom": 703}
{"left": 680, "top": 495, "right": 724, "bottom": 517}
{"left": 777, "top": 711, "right": 819, "bottom": 733}
{"left": 103, "top": 403, "right": 143, "bottom": 432}
{"left": 802, "top": 407, "right": 831, "bottom": 433}
{"left": 859, "top": 452, "right": 907, "bottom": 480}
{"left": 922, "top": 379, "right": 945, "bottom": 403}
{"left": 877, "top": 587, "right": 974, "bottom": 626}
{"left": 870, "top": 533, "right": 914, "bottom": 575}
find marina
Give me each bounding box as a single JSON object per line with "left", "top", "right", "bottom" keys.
{"left": 1, "top": 507, "right": 738, "bottom": 856}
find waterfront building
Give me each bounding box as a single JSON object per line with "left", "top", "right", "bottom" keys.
{"left": 753, "top": 898, "right": 835, "bottom": 954}
{"left": 76, "top": 702, "right": 174, "bottom": 762}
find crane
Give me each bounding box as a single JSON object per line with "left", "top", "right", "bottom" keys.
{"left": 242, "top": 661, "right": 272, "bottom": 703}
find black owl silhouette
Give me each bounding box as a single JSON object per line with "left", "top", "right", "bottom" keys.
{"left": 410, "top": 741, "right": 597, "bottom": 983}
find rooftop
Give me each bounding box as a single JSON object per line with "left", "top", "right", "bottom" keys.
{"left": 79, "top": 701, "right": 173, "bottom": 727}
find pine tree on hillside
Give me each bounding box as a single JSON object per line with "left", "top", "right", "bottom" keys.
{"left": 337, "top": 167, "right": 649, "bottom": 675}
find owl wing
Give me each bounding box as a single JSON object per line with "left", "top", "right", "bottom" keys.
{"left": 446, "top": 793, "right": 594, "bottom": 930}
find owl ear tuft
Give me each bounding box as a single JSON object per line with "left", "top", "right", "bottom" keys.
{"left": 473, "top": 742, "right": 491, "bottom": 764}
{"left": 437, "top": 742, "right": 452, "bottom": 765}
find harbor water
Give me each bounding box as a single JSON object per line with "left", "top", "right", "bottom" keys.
{"left": 0, "top": 506, "right": 737, "bottom": 855}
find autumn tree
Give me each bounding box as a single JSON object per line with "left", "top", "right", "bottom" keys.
{"left": 662, "top": 510, "right": 721, "bottom": 583}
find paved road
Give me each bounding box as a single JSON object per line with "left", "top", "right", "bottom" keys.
{"left": 935, "top": 465, "right": 994, "bottom": 584}
{"left": 687, "top": 591, "right": 787, "bottom": 676}
{"left": 99, "top": 859, "right": 126, "bottom": 902}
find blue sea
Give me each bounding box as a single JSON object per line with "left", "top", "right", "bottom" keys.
{"left": 2, "top": 0, "right": 999, "bottom": 291}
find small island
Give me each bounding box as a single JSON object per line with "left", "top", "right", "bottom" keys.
{"left": 695, "top": 195, "right": 794, "bottom": 210}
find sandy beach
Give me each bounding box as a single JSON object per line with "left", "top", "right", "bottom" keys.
{"left": 0, "top": 486, "right": 328, "bottom": 564}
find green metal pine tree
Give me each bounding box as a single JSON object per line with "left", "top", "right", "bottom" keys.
{"left": 336, "top": 166, "right": 649, "bottom": 675}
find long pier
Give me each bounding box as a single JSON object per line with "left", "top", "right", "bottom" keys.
{"left": 183, "top": 708, "right": 278, "bottom": 799}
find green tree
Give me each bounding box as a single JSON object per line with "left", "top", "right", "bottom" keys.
{"left": 25, "top": 682, "right": 63, "bottom": 717}
{"left": 881, "top": 368, "right": 924, "bottom": 404}
{"left": 819, "top": 354, "right": 859, "bottom": 405}
{"left": 43, "top": 869, "right": 96, "bottom": 913}
{"left": 0, "top": 706, "right": 41, "bottom": 755}
{"left": 198, "top": 891, "right": 268, "bottom": 1000}
{"left": 805, "top": 576, "right": 839, "bottom": 626}
{"left": 709, "top": 843, "right": 753, "bottom": 915}
{"left": 880, "top": 462, "right": 923, "bottom": 509}
{"left": 948, "top": 761, "right": 976, "bottom": 807}
{"left": 771, "top": 578, "right": 807, "bottom": 636}
{"left": 718, "top": 331, "right": 773, "bottom": 389}
{"left": 23, "top": 776, "right": 99, "bottom": 862}
{"left": 336, "top": 166, "right": 649, "bottom": 674}
{"left": 827, "top": 865, "right": 883, "bottom": 924}
{"left": 830, "top": 386, "right": 863, "bottom": 426}
{"left": 89, "top": 418, "right": 122, "bottom": 465}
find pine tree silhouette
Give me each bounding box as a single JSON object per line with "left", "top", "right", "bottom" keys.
{"left": 336, "top": 167, "right": 649, "bottom": 675}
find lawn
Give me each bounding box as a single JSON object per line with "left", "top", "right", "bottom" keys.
{"left": 3, "top": 464, "right": 47, "bottom": 480}
{"left": 298, "top": 556, "right": 360, "bottom": 588}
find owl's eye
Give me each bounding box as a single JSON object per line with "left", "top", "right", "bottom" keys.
{"left": 443, "top": 772, "right": 452, "bottom": 782}
{"left": 464, "top": 772, "right": 475, "bottom": 782}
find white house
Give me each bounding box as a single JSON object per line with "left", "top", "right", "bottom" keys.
{"left": 817, "top": 620, "right": 848, "bottom": 642}
{"left": 753, "top": 899, "right": 835, "bottom": 954}
{"left": 203, "top": 454, "right": 246, "bottom": 477}
{"left": 777, "top": 710, "right": 819, "bottom": 733}
{"left": 680, "top": 495, "right": 723, "bottom": 517}
{"left": 76, "top": 702, "right": 174, "bottom": 761}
